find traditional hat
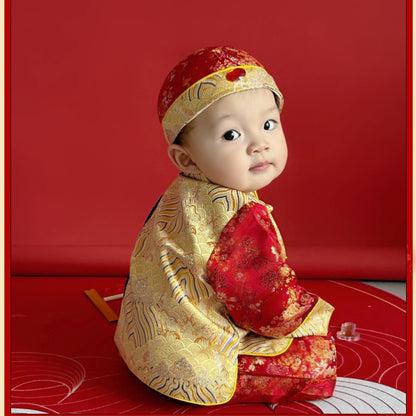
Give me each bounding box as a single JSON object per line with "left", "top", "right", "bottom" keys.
{"left": 158, "top": 46, "right": 284, "bottom": 144}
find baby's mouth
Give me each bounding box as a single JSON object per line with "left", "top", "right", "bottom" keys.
{"left": 249, "top": 161, "right": 272, "bottom": 172}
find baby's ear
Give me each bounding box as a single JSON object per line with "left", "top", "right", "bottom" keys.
{"left": 167, "top": 144, "right": 201, "bottom": 174}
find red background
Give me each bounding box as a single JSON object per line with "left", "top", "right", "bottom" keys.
{"left": 11, "top": 0, "right": 407, "bottom": 279}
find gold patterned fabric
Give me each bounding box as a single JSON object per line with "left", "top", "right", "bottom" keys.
{"left": 161, "top": 65, "right": 282, "bottom": 144}
{"left": 114, "top": 174, "right": 334, "bottom": 405}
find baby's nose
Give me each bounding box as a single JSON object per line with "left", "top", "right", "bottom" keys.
{"left": 248, "top": 137, "right": 270, "bottom": 154}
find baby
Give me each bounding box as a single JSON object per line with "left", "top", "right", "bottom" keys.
{"left": 115, "top": 46, "right": 336, "bottom": 406}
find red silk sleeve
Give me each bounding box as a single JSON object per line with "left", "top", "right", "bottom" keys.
{"left": 207, "top": 202, "right": 317, "bottom": 338}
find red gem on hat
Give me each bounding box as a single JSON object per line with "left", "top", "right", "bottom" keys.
{"left": 226, "top": 68, "right": 246, "bottom": 82}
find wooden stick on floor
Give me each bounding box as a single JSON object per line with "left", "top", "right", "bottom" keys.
{"left": 84, "top": 288, "right": 120, "bottom": 322}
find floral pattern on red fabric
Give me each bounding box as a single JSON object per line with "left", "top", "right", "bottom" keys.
{"left": 231, "top": 335, "right": 336, "bottom": 404}
{"left": 207, "top": 202, "right": 317, "bottom": 338}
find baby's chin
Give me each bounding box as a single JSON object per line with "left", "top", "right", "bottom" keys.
{"left": 208, "top": 171, "right": 280, "bottom": 193}
{"left": 246, "top": 173, "right": 281, "bottom": 193}
{"left": 236, "top": 179, "right": 277, "bottom": 194}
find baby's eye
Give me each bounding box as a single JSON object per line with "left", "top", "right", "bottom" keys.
{"left": 264, "top": 120, "right": 277, "bottom": 131}
{"left": 222, "top": 129, "right": 240, "bottom": 141}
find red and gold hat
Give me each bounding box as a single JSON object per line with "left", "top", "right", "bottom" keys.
{"left": 158, "top": 46, "right": 284, "bottom": 144}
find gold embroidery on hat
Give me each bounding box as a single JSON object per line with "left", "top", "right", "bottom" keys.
{"left": 162, "top": 65, "right": 284, "bottom": 143}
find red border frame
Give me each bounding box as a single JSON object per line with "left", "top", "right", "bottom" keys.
{"left": 4, "top": 0, "right": 11, "bottom": 414}
{"left": 406, "top": 0, "right": 413, "bottom": 413}
{"left": 4, "top": 1, "right": 412, "bottom": 415}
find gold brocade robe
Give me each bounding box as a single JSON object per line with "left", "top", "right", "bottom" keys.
{"left": 114, "top": 174, "right": 334, "bottom": 405}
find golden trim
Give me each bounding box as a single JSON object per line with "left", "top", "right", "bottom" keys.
{"left": 290, "top": 297, "right": 335, "bottom": 337}
{"left": 162, "top": 65, "right": 283, "bottom": 143}
{"left": 239, "top": 337, "right": 294, "bottom": 357}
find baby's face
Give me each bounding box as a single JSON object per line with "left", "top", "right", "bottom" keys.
{"left": 180, "top": 88, "right": 288, "bottom": 192}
